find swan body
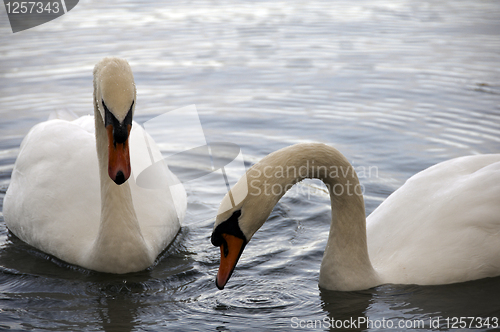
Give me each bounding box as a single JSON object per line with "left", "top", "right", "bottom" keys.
{"left": 211, "top": 143, "right": 500, "bottom": 291}
{"left": 4, "top": 58, "right": 186, "bottom": 273}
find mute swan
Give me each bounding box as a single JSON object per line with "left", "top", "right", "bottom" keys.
{"left": 211, "top": 143, "right": 500, "bottom": 291}
{"left": 3, "top": 57, "right": 187, "bottom": 273}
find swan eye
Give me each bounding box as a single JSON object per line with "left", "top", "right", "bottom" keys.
{"left": 211, "top": 210, "right": 246, "bottom": 248}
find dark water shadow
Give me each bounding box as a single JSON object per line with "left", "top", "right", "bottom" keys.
{"left": 0, "top": 222, "right": 196, "bottom": 332}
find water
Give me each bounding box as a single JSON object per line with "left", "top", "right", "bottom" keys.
{"left": 1, "top": 0, "right": 500, "bottom": 330}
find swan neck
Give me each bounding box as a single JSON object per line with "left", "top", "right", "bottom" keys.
{"left": 94, "top": 102, "right": 139, "bottom": 229}
{"left": 243, "top": 144, "right": 379, "bottom": 290}
{"left": 89, "top": 94, "right": 150, "bottom": 272}
{"left": 245, "top": 144, "right": 367, "bottom": 232}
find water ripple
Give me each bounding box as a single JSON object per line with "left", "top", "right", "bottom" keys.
{"left": 1, "top": 0, "right": 499, "bottom": 330}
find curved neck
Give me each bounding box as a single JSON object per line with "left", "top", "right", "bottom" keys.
{"left": 244, "top": 144, "right": 379, "bottom": 290}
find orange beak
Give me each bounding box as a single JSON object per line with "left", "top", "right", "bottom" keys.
{"left": 106, "top": 124, "right": 131, "bottom": 185}
{"left": 215, "top": 233, "right": 246, "bottom": 290}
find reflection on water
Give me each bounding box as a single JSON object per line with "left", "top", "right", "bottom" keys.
{"left": 1, "top": 0, "right": 500, "bottom": 330}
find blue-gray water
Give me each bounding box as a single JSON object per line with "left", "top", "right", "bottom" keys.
{"left": 1, "top": 0, "right": 500, "bottom": 331}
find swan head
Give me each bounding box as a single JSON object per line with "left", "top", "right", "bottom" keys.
{"left": 93, "top": 57, "right": 136, "bottom": 185}
{"left": 211, "top": 164, "right": 279, "bottom": 290}
{"left": 211, "top": 208, "right": 247, "bottom": 290}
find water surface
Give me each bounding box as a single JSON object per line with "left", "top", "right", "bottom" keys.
{"left": 1, "top": 0, "right": 500, "bottom": 331}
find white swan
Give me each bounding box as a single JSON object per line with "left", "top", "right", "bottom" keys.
{"left": 211, "top": 143, "right": 500, "bottom": 291}
{"left": 3, "top": 57, "right": 187, "bottom": 273}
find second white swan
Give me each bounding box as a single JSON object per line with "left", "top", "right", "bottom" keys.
{"left": 211, "top": 143, "right": 500, "bottom": 291}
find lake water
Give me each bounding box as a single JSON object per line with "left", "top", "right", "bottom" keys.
{"left": 1, "top": 0, "right": 500, "bottom": 331}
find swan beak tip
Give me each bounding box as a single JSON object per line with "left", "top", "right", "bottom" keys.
{"left": 215, "top": 276, "right": 225, "bottom": 290}
{"left": 215, "top": 233, "right": 246, "bottom": 290}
